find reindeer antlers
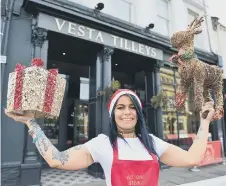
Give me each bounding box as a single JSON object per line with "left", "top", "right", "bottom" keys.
{"left": 187, "top": 16, "right": 204, "bottom": 34}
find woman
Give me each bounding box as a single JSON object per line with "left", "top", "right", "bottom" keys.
{"left": 5, "top": 89, "right": 215, "bottom": 186}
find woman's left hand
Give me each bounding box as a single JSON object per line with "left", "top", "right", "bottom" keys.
{"left": 200, "top": 101, "right": 215, "bottom": 122}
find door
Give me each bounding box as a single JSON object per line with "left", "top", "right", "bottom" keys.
{"left": 73, "top": 100, "right": 89, "bottom": 145}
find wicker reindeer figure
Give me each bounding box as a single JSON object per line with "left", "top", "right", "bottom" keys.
{"left": 169, "top": 17, "right": 224, "bottom": 121}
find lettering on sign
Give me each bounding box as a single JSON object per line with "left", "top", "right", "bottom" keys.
{"left": 38, "top": 13, "right": 163, "bottom": 60}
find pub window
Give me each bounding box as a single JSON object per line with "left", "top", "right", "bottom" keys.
{"left": 117, "top": 0, "right": 134, "bottom": 22}
{"left": 154, "top": 0, "right": 170, "bottom": 36}
{"left": 187, "top": 9, "right": 204, "bottom": 49}
{"left": 160, "top": 67, "right": 200, "bottom": 147}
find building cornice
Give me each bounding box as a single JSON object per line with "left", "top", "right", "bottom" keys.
{"left": 26, "top": 0, "right": 175, "bottom": 47}
{"left": 24, "top": 0, "right": 218, "bottom": 64}
{"left": 220, "top": 25, "right": 226, "bottom": 32}
{"left": 183, "top": 0, "right": 205, "bottom": 10}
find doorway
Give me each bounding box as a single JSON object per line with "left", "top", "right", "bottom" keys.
{"left": 42, "top": 31, "right": 102, "bottom": 152}
{"left": 67, "top": 100, "right": 89, "bottom": 147}
{"left": 112, "top": 49, "right": 156, "bottom": 130}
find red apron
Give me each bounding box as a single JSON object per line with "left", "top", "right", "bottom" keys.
{"left": 111, "top": 141, "right": 160, "bottom": 186}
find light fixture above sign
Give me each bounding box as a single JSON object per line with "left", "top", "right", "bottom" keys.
{"left": 146, "top": 23, "right": 155, "bottom": 29}
{"left": 95, "top": 3, "right": 104, "bottom": 11}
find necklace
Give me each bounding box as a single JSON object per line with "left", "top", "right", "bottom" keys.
{"left": 117, "top": 125, "right": 136, "bottom": 137}
{"left": 117, "top": 129, "right": 135, "bottom": 134}
{"left": 117, "top": 130, "right": 136, "bottom": 138}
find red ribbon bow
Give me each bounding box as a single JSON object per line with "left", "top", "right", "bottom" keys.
{"left": 48, "top": 69, "right": 58, "bottom": 76}
{"left": 14, "top": 64, "right": 26, "bottom": 72}
{"left": 169, "top": 48, "right": 185, "bottom": 65}
{"left": 31, "top": 58, "right": 44, "bottom": 67}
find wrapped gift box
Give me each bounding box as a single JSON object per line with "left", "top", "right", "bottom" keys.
{"left": 7, "top": 58, "right": 66, "bottom": 118}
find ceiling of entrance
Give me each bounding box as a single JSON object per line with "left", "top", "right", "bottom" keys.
{"left": 48, "top": 31, "right": 102, "bottom": 67}
{"left": 112, "top": 49, "right": 155, "bottom": 73}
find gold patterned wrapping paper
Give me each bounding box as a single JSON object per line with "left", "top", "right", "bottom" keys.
{"left": 6, "top": 58, "right": 66, "bottom": 118}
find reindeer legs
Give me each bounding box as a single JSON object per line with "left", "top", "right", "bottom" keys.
{"left": 213, "top": 82, "right": 224, "bottom": 121}
{"left": 175, "top": 79, "right": 191, "bottom": 108}
{"left": 202, "top": 89, "right": 214, "bottom": 118}
{"left": 203, "top": 89, "right": 213, "bottom": 102}
{"left": 194, "top": 78, "right": 204, "bottom": 113}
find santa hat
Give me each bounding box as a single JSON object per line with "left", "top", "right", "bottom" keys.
{"left": 108, "top": 89, "right": 142, "bottom": 115}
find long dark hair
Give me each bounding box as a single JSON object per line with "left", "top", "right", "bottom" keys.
{"left": 108, "top": 94, "right": 159, "bottom": 158}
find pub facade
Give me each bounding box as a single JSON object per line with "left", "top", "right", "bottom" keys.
{"left": 1, "top": 0, "right": 224, "bottom": 185}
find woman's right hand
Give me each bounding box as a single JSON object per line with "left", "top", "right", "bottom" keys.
{"left": 4, "top": 109, "right": 34, "bottom": 125}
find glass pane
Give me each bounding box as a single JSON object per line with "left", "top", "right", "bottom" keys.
{"left": 157, "top": 0, "right": 168, "bottom": 18}
{"left": 187, "top": 9, "right": 204, "bottom": 48}
{"left": 73, "top": 102, "right": 89, "bottom": 145}
{"left": 166, "top": 69, "right": 201, "bottom": 147}
{"left": 43, "top": 118, "right": 59, "bottom": 145}
{"left": 160, "top": 68, "right": 201, "bottom": 147}
{"left": 67, "top": 74, "right": 90, "bottom": 147}
{"left": 112, "top": 70, "right": 146, "bottom": 104}
{"left": 160, "top": 68, "right": 177, "bottom": 144}
{"left": 80, "top": 77, "right": 89, "bottom": 101}
{"left": 184, "top": 85, "right": 201, "bottom": 142}
{"left": 114, "top": 0, "right": 131, "bottom": 22}
{"left": 153, "top": 16, "right": 169, "bottom": 36}
{"left": 134, "top": 71, "right": 146, "bottom": 104}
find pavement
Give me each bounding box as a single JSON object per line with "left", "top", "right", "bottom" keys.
{"left": 41, "top": 163, "right": 226, "bottom": 186}
{"left": 178, "top": 176, "right": 226, "bottom": 186}
{"left": 158, "top": 164, "right": 226, "bottom": 186}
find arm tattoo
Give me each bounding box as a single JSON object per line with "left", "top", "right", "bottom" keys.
{"left": 35, "top": 133, "right": 70, "bottom": 166}
{"left": 35, "top": 133, "right": 51, "bottom": 157}
{"left": 37, "top": 137, "right": 50, "bottom": 156}
{"left": 31, "top": 120, "right": 70, "bottom": 166}
{"left": 52, "top": 147, "right": 69, "bottom": 165}
{"left": 28, "top": 119, "right": 41, "bottom": 135}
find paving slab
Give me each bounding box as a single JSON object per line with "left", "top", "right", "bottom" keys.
{"left": 178, "top": 176, "right": 226, "bottom": 186}
{"left": 41, "top": 163, "right": 226, "bottom": 186}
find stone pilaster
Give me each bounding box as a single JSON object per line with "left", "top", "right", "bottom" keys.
{"left": 101, "top": 46, "right": 114, "bottom": 135}
{"left": 31, "top": 19, "right": 48, "bottom": 57}
{"left": 20, "top": 19, "right": 48, "bottom": 186}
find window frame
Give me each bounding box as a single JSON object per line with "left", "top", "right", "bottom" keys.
{"left": 156, "top": 0, "right": 171, "bottom": 36}
{"left": 187, "top": 8, "right": 205, "bottom": 48}
{"left": 119, "top": 0, "right": 135, "bottom": 23}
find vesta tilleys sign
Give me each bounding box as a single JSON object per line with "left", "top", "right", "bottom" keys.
{"left": 38, "top": 13, "right": 163, "bottom": 60}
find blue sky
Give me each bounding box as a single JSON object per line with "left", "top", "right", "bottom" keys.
{"left": 206, "top": 0, "right": 226, "bottom": 26}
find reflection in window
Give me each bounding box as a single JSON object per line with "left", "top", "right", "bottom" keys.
{"left": 160, "top": 67, "right": 200, "bottom": 147}
{"left": 80, "top": 77, "right": 89, "bottom": 101}
{"left": 43, "top": 118, "right": 59, "bottom": 145}
{"left": 154, "top": 0, "right": 170, "bottom": 36}
{"left": 117, "top": 0, "right": 133, "bottom": 22}
{"left": 187, "top": 9, "right": 204, "bottom": 49}
{"left": 74, "top": 102, "right": 89, "bottom": 144}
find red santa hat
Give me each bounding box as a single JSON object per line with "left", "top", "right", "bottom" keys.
{"left": 108, "top": 89, "right": 142, "bottom": 115}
